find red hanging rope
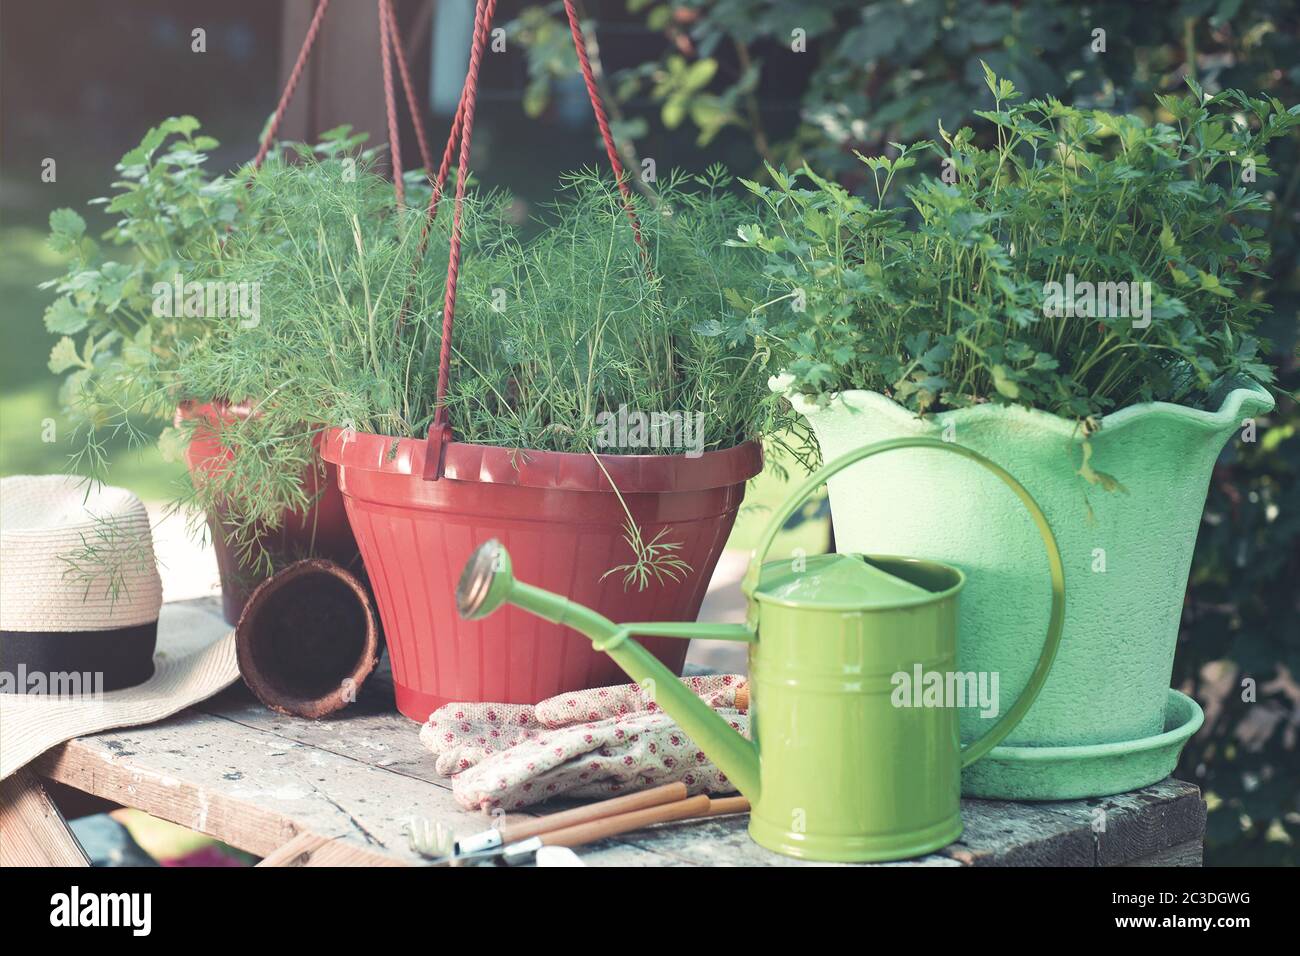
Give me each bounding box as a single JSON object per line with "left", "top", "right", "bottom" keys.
{"left": 425, "top": 71, "right": 467, "bottom": 226}
{"left": 377, "top": 0, "right": 406, "bottom": 205}
{"left": 421, "top": 0, "right": 495, "bottom": 480}
{"left": 399, "top": 1, "right": 490, "bottom": 341}
{"left": 398, "top": 0, "right": 488, "bottom": 343}
{"left": 416, "top": 0, "right": 491, "bottom": 256}
{"left": 422, "top": 0, "right": 646, "bottom": 479}
{"left": 382, "top": 0, "right": 436, "bottom": 179}
{"left": 562, "top": 0, "right": 643, "bottom": 248}
{"left": 251, "top": 0, "right": 331, "bottom": 170}
{"left": 432, "top": 88, "right": 467, "bottom": 212}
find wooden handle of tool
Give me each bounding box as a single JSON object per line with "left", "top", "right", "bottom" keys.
{"left": 707, "top": 796, "right": 750, "bottom": 816}
{"left": 539, "top": 794, "right": 714, "bottom": 848}
{"left": 500, "top": 781, "right": 688, "bottom": 844}
{"left": 734, "top": 682, "right": 749, "bottom": 710}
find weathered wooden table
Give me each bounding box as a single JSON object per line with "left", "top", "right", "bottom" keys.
{"left": 3, "top": 597, "right": 1207, "bottom": 867}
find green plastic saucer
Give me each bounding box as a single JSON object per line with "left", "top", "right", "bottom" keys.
{"left": 962, "top": 689, "right": 1204, "bottom": 800}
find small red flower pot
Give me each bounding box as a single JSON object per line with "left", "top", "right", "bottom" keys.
{"left": 177, "top": 402, "right": 360, "bottom": 624}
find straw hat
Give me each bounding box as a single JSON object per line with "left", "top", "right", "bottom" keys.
{"left": 2, "top": 475, "right": 163, "bottom": 688}
{"left": 0, "top": 475, "right": 237, "bottom": 779}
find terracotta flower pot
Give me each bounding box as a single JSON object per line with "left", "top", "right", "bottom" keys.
{"left": 177, "top": 402, "right": 361, "bottom": 625}
{"left": 236, "top": 559, "right": 381, "bottom": 719}
{"left": 320, "top": 428, "right": 763, "bottom": 721}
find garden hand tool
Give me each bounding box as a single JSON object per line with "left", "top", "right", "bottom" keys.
{"left": 405, "top": 818, "right": 456, "bottom": 860}
{"left": 535, "top": 847, "right": 585, "bottom": 867}
{"left": 456, "top": 437, "right": 1066, "bottom": 862}
{"left": 453, "top": 781, "right": 690, "bottom": 856}
{"left": 414, "top": 788, "right": 749, "bottom": 866}
{"left": 403, "top": 782, "right": 689, "bottom": 860}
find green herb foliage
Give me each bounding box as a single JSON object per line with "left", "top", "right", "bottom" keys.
{"left": 170, "top": 150, "right": 459, "bottom": 566}
{"left": 40, "top": 116, "right": 239, "bottom": 474}
{"left": 39, "top": 118, "right": 373, "bottom": 477}
{"left": 732, "top": 69, "right": 1296, "bottom": 422}
{"left": 443, "top": 165, "right": 772, "bottom": 453}
{"left": 175, "top": 159, "right": 779, "bottom": 569}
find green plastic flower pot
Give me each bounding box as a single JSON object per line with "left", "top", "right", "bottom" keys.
{"left": 782, "top": 381, "right": 1273, "bottom": 799}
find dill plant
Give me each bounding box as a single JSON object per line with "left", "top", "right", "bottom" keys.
{"left": 170, "top": 152, "right": 479, "bottom": 566}
{"left": 442, "top": 165, "right": 773, "bottom": 453}
{"left": 175, "top": 158, "right": 779, "bottom": 570}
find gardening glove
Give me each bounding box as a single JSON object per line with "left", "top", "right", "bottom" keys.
{"left": 419, "top": 675, "right": 748, "bottom": 812}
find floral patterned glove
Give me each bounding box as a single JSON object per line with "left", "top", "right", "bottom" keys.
{"left": 419, "top": 675, "right": 748, "bottom": 811}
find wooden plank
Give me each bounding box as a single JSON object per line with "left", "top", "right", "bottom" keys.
{"left": 194, "top": 672, "right": 449, "bottom": 790}
{"left": 1122, "top": 840, "right": 1203, "bottom": 867}
{"left": 33, "top": 704, "right": 1207, "bottom": 867}
{"left": 192, "top": 685, "right": 687, "bottom": 863}
{"left": 1097, "top": 781, "right": 1207, "bottom": 866}
{"left": 33, "top": 711, "right": 467, "bottom": 862}
{"left": 944, "top": 798, "right": 1099, "bottom": 867}
{"left": 942, "top": 780, "right": 1204, "bottom": 867}
{"left": 604, "top": 811, "right": 958, "bottom": 867}
{"left": 615, "top": 785, "right": 1205, "bottom": 867}
{"left": 32, "top": 708, "right": 672, "bottom": 867}
{"left": 179, "top": 599, "right": 444, "bottom": 784}
{"left": 67, "top": 599, "right": 688, "bottom": 866}
{"left": 258, "top": 832, "right": 407, "bottom": 867}
{"left": 0, "top": 769, "right": 90, "bottom": 867}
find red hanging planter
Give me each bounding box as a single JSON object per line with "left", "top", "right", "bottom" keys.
{"left": 321, "top": 431, "right": 761, "bottom": 720}
{"left": 261, "top": 0, "right": 762, "bottom": 720}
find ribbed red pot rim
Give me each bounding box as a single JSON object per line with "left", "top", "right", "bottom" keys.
{"left": 319, "top": 428, "right": 763, "bottom": 493}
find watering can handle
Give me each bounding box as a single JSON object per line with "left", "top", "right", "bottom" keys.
{"left": 743, "top": 437, "right": 1066, "bottom": 769}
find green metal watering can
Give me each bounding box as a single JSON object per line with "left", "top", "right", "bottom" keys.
{"left": 456, "top": 438, "right": 1065, "bottom": 862}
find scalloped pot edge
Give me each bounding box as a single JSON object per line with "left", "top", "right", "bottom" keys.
{"left": 778, "top": 380, "right": 1276, "bottom": 442}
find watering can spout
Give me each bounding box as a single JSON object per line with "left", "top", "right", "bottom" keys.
{"left": 457, "top": 540, "right": 762, "bottom": 801}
